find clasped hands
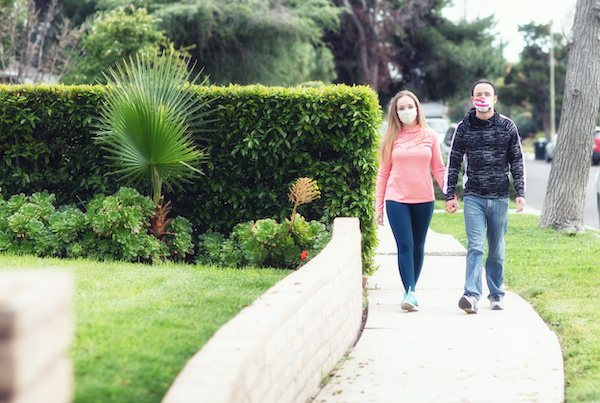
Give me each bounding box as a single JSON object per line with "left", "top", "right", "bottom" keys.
{"left": 445, "top": 196, "right": 526, "bottom": 214}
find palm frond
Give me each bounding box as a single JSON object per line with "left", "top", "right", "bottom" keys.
{"left": 94, "top": 49, "right": 211, "bottom": 204}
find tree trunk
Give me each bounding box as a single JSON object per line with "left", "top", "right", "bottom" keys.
{"left": 341, "top": 0, "right": 380, "bottom": 92}
{"left": 539, "top": 0, "right": 600, "bottom": 231}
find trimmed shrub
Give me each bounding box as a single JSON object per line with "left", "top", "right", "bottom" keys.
{"left": 0, "top": 84, "right": 381, "bottom": 273}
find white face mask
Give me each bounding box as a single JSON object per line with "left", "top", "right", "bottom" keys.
{"left": 397, "top": 109, "right": 417, "bottom": 124}
{"left": 473, "top": 96, "right": 494, "bottom": 112}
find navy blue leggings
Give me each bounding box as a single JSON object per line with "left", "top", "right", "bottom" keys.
{"left": 386, "top": 200, "right": 434, "bottom": 292}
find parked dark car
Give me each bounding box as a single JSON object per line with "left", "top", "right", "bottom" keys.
{"left": 444, "top": 123, "right": 457, "bottom": 150}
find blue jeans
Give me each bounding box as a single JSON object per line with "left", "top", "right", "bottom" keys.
{"left": 386, "top": 200, "right": 434, "bottom": 292}
{"left": 463, "top": 196, "right": 509, "bottom": 300}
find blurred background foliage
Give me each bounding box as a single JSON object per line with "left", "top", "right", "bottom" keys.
{"left": 1, "top": 0, "right": 571, "bottom": 137}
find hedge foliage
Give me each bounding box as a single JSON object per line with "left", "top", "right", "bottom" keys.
{"left": 0, "top": 83, "right": 382, "bottom": 273}
{"left": 0, "top": 85, "right": 115, "bottom": 203}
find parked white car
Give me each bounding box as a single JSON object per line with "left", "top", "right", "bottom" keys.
{"left": 545, "top": 139, "right": 556, "bottom": 162}
{"left": 428, "top": 117, "right": 451, "bottom": 155}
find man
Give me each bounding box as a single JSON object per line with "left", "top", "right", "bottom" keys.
{"left": 444, "top": 78, "right": 526, "bottom": 314}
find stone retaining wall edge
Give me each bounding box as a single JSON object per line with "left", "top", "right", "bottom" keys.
{"left": 162, "top": 217, "right": 364, "bottom": 403}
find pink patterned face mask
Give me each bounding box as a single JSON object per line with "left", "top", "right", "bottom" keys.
{"left": 473, "top": 97, "right": 493, "bottom": 112}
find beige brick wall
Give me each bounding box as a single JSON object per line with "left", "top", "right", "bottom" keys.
{"left": 163, "top": 217, "right": 363, "bottom": 403}
{"left": 0, "top": 271, "right": 73, "bottom": 403}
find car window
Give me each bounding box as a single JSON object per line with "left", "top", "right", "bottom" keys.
{"left": 444, "top": 125, "right": 456, "bottom": 146}
{"left": 428, "top": 120, "right": 448, "bottom": 134}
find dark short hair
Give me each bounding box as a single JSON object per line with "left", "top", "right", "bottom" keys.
{"left": 471, "top": 79, "right": 497, "bottom": 96}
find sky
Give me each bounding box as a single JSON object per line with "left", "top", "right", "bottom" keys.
{"left": 442, "top": 0, "right": 577, "bottom": 62}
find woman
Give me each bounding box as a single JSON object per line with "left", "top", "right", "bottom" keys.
{"left": 375, "top": 90, "right": 446, "bottom": 311}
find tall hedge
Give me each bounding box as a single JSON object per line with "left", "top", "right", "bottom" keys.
{"left": 0, "top": 84, "right": 381, "bottom": 273}
{"left": 0, "top": 85, "right": 116, "bottom": 203}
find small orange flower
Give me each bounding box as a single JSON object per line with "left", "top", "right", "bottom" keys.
{"left": 300, "top": 250, "right": 308, "bottom": 260}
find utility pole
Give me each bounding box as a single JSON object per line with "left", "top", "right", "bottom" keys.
{"left": 549, "top": 20, "right": 556, "bottom": 141}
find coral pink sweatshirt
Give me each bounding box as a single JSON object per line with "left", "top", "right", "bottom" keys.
{"left": 376, "top": 125, "right": 446, "bottom": 214}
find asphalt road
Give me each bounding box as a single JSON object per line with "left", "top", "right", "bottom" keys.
{"left": 524, "top": 154, "right": 600, "bottom": 229}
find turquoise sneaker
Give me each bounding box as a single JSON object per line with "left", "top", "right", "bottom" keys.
{"left": 401, "top": 287, "right": 418, "bottom": 311}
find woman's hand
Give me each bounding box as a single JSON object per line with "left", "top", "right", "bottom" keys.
{"left": 375, "top": 213, "right": 384, "bottom": 226}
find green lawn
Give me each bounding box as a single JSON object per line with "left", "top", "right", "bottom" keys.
{"left": 430, "top": 211, "right": 600, "bottom": 402}
{"left": 5, "top": 209, "right": 600, "bottom": 401}
{"left": 0, "top": 255, "right": 290, "bottom": 402}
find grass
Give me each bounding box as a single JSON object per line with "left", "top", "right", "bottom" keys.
{"left": 0, "top": 255, "right": 290, "bottom": 402}
{"left": 429, "top": 211, "right": 600, "bottom": 402}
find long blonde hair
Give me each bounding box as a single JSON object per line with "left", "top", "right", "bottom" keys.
{"left": 379, "top": 90, "right": 429, "bottom": 164}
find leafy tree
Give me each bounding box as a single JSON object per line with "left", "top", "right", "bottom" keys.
{"left": 58, "top": 0, "right": 97, "bottom": 26}
{"left": 152, "top": 0, "right": 341, "bottom": 86}
{"left": 325, "top": 0, "right": 505, "bottom": 103}
{"left": 0, "top": 0, "right": 85, "bottom": 83}
{"left": 407, "top": 15, "right": 505, "bottom": 104}
{"left": 325, "top": 0, "right": 436, "bottom": 97}
{"left": 540, "top": 0, "right": 600, "bottom": 232}
{"left": 63, "top": 5, "right": 166, "bottom": 84}
{"left": 501, "top": 23, "right": 567, "bottom": 138}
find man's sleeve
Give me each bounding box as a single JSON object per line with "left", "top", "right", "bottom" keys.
{"left": 444, "top": 124, "right": 464, "bottom": 200}
{"left": 508, "top": 123, "right": 526, "bottom": 198}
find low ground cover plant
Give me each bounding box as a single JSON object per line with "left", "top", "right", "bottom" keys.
{"left": 0, "top": 187, "right": 193, "bottom": 262}
{"left": 198, "top": 214, "right": 330, "bottom": 270}
{"left": 0, "top": 180, "right": 332, "bottom": 270}
{"left": 430, "top": 211, "right": 600, "bottom": 402}
{"left": 197, "top": 177, "right": 331, "bottom": 269}
{"left": 0, "top": 256, "right": 290, "bottom": 402}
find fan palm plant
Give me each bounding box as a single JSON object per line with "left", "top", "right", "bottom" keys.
{"left": 95, "top": 50, "right": 212, "bottom": 240}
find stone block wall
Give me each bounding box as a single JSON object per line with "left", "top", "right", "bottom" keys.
{"left": 163, "top": 217, "right": 363, "bottom": 403}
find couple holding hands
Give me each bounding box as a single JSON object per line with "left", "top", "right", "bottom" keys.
{"left": 375, "top": 79, "right": 526, "bottom": 314}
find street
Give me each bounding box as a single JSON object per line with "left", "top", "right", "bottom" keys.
{"left": 524, "top": 155, "right": 600, "bottom": 229}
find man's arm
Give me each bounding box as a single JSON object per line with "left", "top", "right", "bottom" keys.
{"left": 444, "top": 123, "right": 464, "bottom": 201}
{"left": 507, "top": 124, "right": 526, "bottom": 199}
{"left": 507, "top": 122, "right": 526, "bottom": 213}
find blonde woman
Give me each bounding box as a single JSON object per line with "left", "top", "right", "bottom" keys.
{"left": 375, "top": 90, "right": 446, "bottom": 311}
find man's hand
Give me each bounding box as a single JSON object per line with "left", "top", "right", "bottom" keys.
{"left": 515, "top": 197, "right": 526, "bottom": 213}
{"left": 445, "top": 199, "right": 459, "bottom": 214}
{"left": 375, "top": 213, "right": 384, "bottom": 226}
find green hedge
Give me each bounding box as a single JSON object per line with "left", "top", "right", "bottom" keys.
{"left": 0, "top": 84, "right": 381, "bottom": 273}
{"left": 0, "top": 85, "right": 116, "bottom": 202}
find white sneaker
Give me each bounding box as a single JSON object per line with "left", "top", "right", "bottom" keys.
{"left": 458, "top": 294, "right": 478, "bottom": 314}
{"left": 490, "top": 295, "right": 504, "bottom": 310}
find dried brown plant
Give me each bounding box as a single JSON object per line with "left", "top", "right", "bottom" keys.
{"left": 288, "top": 177, "right": 320, "bottom": 223}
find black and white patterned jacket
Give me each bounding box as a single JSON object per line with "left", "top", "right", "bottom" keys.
{"left": 444, "top": 108, "right": 526, "bottom": 200}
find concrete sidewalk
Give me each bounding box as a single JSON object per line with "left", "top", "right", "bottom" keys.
{"left": 312, "top": 211, "right": 564, "bottom": 403}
